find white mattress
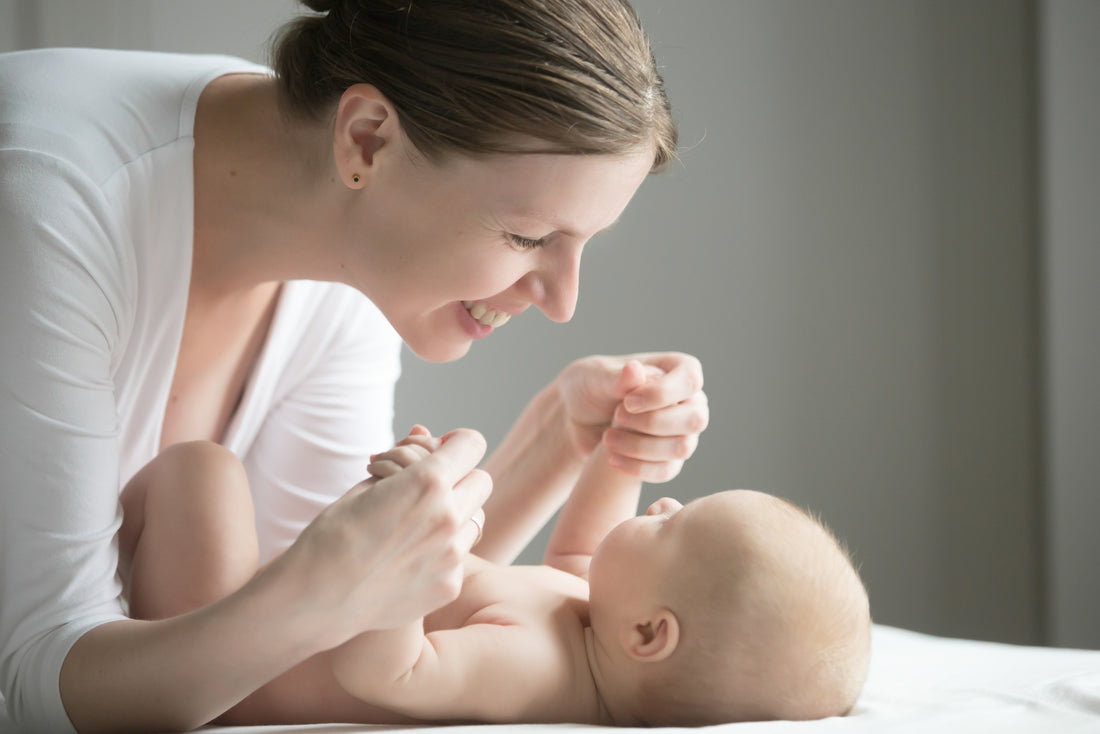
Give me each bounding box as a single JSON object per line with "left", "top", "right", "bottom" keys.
{"left": 3, "top": 625, "right": 1099, "bottom": 733}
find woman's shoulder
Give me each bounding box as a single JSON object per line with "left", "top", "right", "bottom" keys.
{"left": 0, "top": 48, "right": 263, "bottom": 92}
{"left": 0, "top": 48, "right": 266, "bottom": 185}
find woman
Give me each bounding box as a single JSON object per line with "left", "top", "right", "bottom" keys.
{"left": 0, "top": 1, "right": 707, "bottom": 732}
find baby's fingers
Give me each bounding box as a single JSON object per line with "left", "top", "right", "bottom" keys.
{"left": 395, "top": 433, "right": 441, "bottom": 452}
{"left": 368, "top": 443, "right": 433, "bottom": 477}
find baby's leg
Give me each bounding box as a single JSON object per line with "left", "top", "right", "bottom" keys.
{"left": 118, "top": 443, "right": 411, "bottom": 726}
{"left": 119, "top": 440, "right": 259, "bottom": 620}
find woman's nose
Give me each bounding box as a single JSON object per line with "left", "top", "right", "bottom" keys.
{"left": 536, "top": 245, "right": 582, "bottom": 323}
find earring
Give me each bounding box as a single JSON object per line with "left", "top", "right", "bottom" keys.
{"left": 352, "top": 173, "right": 361, "bottom": 184}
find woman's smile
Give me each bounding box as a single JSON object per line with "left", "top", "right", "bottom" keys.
{"left": 462, "top": 301, "right": 513, "bottom": 330}
{"left": 351, "top": 146, "right": 654, "bottom": 362}
{"left": 457, "top": 301, "right": 507, "bottom": 339}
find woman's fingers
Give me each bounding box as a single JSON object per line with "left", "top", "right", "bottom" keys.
{"left": 451, "top": 468, "right": 493, "bottom": 543}
{"left": 604, "top": 354, "right": 706, "bottom": 486}
{"left": 621, "top": 353, "right": 704, "bottom": 413}
{"left": 612, "top": 390, "right": 709, "bottom": 437}
{"left": 410, "top": 428, "right": 487, "bottom": 495}
{"left": 602, "top": 377, "right": 705, "bottom": 483}
{"left": 605, "top": 453, "right": 686, "bottom": 484}
{"left": 603, "top": 425, "right": 700, "bottom": 464}
{"left": 458, "top": 508, "right": 487, "bottom": 551}
{"left": 318, "top": 429, "right": 490, "bottom": 633}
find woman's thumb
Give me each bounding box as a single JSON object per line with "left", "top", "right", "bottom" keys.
{"left": 612, "top": 359, "right": 649, "bottom": 400}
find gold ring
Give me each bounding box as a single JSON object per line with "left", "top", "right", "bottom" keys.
{"left": 469, "top": 514, "right": 484, "bottom": 547}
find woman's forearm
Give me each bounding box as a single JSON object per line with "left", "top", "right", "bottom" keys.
{"left": 59, "top": 428, "right": 493, "bottom": 734}
{"left": 60, "top": 564, "right": 324, "bottom": 734}
{"left": 476, "top": 379, "right": 586, "bottom": 564}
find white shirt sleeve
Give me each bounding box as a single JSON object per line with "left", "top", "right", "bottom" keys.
{"left": 0, "top": 151, "right": 132, "bottom": 734}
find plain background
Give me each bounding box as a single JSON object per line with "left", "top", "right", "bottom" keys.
{"left": 1, "top": 0, "right": 1096, "bottom": 648}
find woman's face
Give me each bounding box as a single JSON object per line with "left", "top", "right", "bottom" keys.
{"left": 345, "top": 145, "right": 654, "bottom": 362}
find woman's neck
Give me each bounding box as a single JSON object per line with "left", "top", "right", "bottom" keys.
{"left": 190, "top": 73, "right": 344, "bottom": 302}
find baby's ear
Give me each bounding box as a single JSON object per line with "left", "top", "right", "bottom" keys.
{"left": 620, "top": 608, "right": 680, "bottom": 663}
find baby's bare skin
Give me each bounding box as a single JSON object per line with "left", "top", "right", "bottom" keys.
{"left": 417, "top": 555, "right": 601, "bottom": 723}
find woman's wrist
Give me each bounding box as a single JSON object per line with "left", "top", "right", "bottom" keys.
{"left": 542, "top": 373, "right": 590, "bottom": 464}
{"left": 476, "top": 378, "right": 587, "bottom": 564}
{"left": 245, "top": 553, "right": 343, "bottom": 655}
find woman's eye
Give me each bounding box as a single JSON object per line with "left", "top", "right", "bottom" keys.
{"left": 507, "top": 233, "right": 547, "bottom": 250}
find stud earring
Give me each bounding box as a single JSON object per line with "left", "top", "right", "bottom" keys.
{"left": 352, "top": 173, "right": 361, "bottom": 184}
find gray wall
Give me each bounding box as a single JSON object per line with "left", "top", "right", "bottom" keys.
{"left": 399, "top": 0, "right": 1045, "bottom": 645}
{"left": 2, "top": 1, "right": 1095, "bottom": 647}
{"left": 1041, "top": 0, "right": 1100, "bottom": 649}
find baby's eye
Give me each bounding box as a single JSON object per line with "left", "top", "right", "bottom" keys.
{"left": 506, "top": 233, "right": 547, "bottom": 250}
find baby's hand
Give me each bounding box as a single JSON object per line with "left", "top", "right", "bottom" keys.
{"left": 368, "top": 425, "right": 486, "bottom": 550}
{"left": 368, "top": 425, "right": 441, "bottom": 480}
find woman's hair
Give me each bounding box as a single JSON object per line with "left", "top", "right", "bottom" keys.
{"left": 271, "top": 0, "right": 676, "bottom": 171}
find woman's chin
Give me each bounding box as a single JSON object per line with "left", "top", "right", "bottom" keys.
{"left": 405, "top": 336, "right": 473, "bottom": 364}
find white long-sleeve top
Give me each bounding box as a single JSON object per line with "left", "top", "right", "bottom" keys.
{"left": 0, "top": 48, "right": 402, "bottom": 733}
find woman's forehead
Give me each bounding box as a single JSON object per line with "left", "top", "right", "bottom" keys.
{"left": 463, "top": 151, "right": 651, "bottom": 234}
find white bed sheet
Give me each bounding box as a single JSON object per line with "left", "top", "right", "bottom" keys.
{"left": 3, "top": 625, "right": 1099, "bottom": 733}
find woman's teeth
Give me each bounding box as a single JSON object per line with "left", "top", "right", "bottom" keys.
{"left": 463, "top": 301, "right": 511, "bottom": 328}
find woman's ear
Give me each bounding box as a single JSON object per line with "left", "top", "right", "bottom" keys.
{"left": 620, "top": 608, "right": 680, "bottom": 663}
{"left": 332, "top": 83, "right": 399, "bottom": 189}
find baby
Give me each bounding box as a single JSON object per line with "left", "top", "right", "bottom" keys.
{"left": 122, "top": 430, "right": 871, "bottom": 726}
{"left": 329, "top": 431, "right": 872, "bottom": 726}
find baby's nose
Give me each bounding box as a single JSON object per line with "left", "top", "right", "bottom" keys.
{"left": 646, "top": 497, "right": 683, "bottom": 516}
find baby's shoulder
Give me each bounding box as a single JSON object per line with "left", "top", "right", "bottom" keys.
{"left": 424, "top": 563, "right": 587, "bottom": 632}
{"left": 457, "top": 566, "right": 600, "bottom": 723}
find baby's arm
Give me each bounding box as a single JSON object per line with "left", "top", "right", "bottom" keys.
{"left": 542, "top": 444, "right": 642, "bottom": 579}
{"left": 333, "top": 609, "right": 562, "bottom": 722}
{"left": 543, "top": 363, "right": 660, "bottom": 578}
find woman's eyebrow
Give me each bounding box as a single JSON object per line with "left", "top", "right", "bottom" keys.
{"left": 563, "top": 216, "right": 622, "bottom": 240}
{"left": 508, "top": 211, "right": 623, "bottom": 240}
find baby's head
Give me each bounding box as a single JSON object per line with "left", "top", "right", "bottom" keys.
{"left": 587, "top": 489, "right": 871, "bottom": 726}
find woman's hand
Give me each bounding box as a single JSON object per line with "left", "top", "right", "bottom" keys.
{"left": 368, "top": 426, "right": 487, "bottom": 543}
{"left": 266, "top": 427, "right": 492, "bottom": 650}
{"left": 557, "top": 353, "right": 708, "bottom": 483}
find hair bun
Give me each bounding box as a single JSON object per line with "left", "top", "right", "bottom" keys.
{"left": 300, "top": 0, "right": 338, "bottom": 13}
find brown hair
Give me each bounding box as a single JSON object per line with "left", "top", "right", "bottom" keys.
{"left": 271, "top": 0, "right": 676, "bottom": 171}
